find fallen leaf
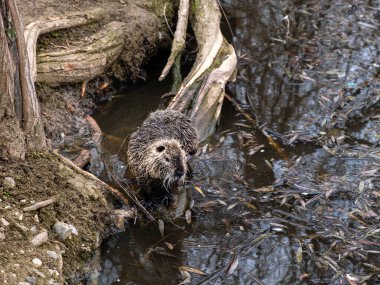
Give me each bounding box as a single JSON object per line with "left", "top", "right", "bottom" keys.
{"left": 194, "top": 186, "right": 206, "bottom": 197}
{"left": 178, "top": 266, "right": 206, "bottom": 276}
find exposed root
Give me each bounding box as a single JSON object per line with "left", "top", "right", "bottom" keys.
{"left": 164, "top": 0, "right": 237, "bottom": 140}
{"left": 37, "top": 21, "right": 128, "bottom": 85}
{"left": 24, "top": 8, "right": 105, "bottom": 82}
{"left": 159, "top": 0, "right": 189, "bottom": 81}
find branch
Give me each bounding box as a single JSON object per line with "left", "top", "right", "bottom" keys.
{"left": 159, "top": 0, "right": 189, "bottom": 81}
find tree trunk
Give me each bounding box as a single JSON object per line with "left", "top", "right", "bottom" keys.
{"left": 0, "top": 0, "right": 46, "bottom": 160}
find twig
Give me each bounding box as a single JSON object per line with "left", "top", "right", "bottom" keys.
{"left": 23, "top": 197, "right": 57, "bottom": 211}
{"left": 102, "top": 154, "right": 155, "bottom": 221}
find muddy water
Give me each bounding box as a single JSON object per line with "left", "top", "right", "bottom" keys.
{"left": 95, "top": 1, "right": 379, "bottom": 284}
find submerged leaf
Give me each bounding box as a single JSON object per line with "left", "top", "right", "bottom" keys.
{"left": 227, "top": 203, "right": 238, "bottom": 211}
{"left": 158, "top": 219, "right": 164, "bottom": 238}
{"left": 164, "top": 242, "right": 174, "bottom": 250}
{"left": 185, "top": 209, "right": 192, "bottom": 224}
{"left": 179, "top": 266, "right": 206, "bottom": 276}
{"left": 296, "top": 240, "right": 303, "bottom": 264}
{"left": 227, "top": 256, "right": 239, "bottom": 275}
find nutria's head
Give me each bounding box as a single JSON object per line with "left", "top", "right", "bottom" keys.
{"left": 142, "top": 139, "right": 187, "bottom": 189}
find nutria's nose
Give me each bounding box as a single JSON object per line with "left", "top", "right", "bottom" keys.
{"left": 174, "top": 169, "right": 184, "bottom": 180}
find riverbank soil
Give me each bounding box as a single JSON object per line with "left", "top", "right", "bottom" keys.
{"left": 0, "top": 153, "right": 112, "bottom": 284}
{"left": 0, "top": 0, "right": 169, "bottom": 284}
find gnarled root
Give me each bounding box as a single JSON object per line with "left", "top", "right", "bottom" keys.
{"left": 164, "top": 0, "right": 237, "bottom": 140}
{"left": 24, "top": 8, "right": 105, "bottom": 82}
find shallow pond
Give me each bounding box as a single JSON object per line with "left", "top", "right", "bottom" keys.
{"left": 94, "top": 0, "right": 380, "bottom": 284}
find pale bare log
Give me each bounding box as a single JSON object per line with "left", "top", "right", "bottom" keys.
{"left": 24, "top": 8, "right": 105, "bottom": 82}
{"left": 159, "top": 0, "right": 189, "bottom": 81}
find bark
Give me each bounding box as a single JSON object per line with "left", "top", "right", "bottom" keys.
{"left": 24, "top": 8, "right": 105, "bottom": 82}
{"left": 164, "top": 0, "right": 237, "bottom": 140}
{"left": 0, "top": 0, "right": 46, "bottom": 159}
{"left": 37, "top": 21, "right": 128, "bottom": 85}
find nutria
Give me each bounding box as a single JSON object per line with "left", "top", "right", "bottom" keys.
{"left": 127, "top": 109, "right": 199, "bottom": 191}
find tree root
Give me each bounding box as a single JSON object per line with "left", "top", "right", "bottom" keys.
{"left": 24, "top": 8, "right": 105, "bottom": 82}
{"left": 164, "top": 0, "right": 237, "bottom": 140}
{"left": 52, "top": 150, "right": 129, "bottom": 206}
{"left": 159, "top": 0, "right": 189, "bottom": 81}
{"left": 37, "top": 21, "right": 128, "bottom": 85}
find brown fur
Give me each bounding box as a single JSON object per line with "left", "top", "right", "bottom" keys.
{"left": 127, "top": 109, "right": 199, "bottom": 190}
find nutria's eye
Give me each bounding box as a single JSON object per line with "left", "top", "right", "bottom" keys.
{"left": 156, "top": 146, "right": 165, "bottom": 152}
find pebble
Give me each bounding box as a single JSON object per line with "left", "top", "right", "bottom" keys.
{"left": 32, "top": 258, "right": 42, "bottom": 268}
{"left": 48, "top": 269, "right": 59, "bottom": 278}
{"left": 1, "top": 218, "right": 10, "bottom": 227}
{"left": 18, "top": 282, "right": 30, "bottom": 285}
{"left": 30, "top": 230, "right": 48, "bottom": 247}
{"left": 2, "top": 177, "right": 16, "bottom": 189}
{"left": 25, "top": 276, "right": 36, "bottom": 285}
{"left": 0, "top": 232, "right": 5, "bottom": 240}
{"left": 53, "top": 221, "right": 78, "bottom": 240}
{"left": 46, "top": 250, "right": 58, "bottom": 260}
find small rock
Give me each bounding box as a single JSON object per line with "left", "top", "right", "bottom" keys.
{"left": 32, "top": 258, "right": 42, "bottom": 268}
{"left": 46, "top": 250, "right": 58, "bottom": 260}
{"left": 30, "top": 230, "right": 48, "bottom": 247}
{"left": 30, "top": 226, "right": 37, "bottom": 233}
{"left": 0, "top": 231, "right": 5, "bottom": 240}
{"left": 1, "top": 218, "right": 10, "bottom": 227}
{"left": 33, "top": 215, "right": 39, "bottom": 223}
{"left": 2, "top": 177, "right": 16, "bottom": 189}
{"left": 48, "top": 269, "right": 59, "bottom": 279}
{"left": 32, "top": 269, "right": 45, "bottom": 278}
{"left": 20, "top": 199, "right": 27, "bottom": 204}
{"left": 18, "top": 282, "right": 30, "bottom": 285}
{"left": 25, "top": 276, "right": 36, "bottom": 285}
{"left": 9, "top": 273, "right": 17, "bottom": 283}
{"left": 53, "top": 221, "right": 78, "bottom": 240}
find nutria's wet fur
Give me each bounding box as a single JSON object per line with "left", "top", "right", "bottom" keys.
{"left": 127, "top": 109, "right": 199, "bottom": 191}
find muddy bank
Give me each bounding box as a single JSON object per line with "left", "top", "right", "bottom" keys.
{"left": 0, "top": 152, "right": 112, "bottom": 284}
{"left": 0, "top": 0, "right": 171, "bottom": 284}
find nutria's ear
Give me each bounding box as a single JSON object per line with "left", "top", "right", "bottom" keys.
{"left": 156, "top": 146, "right": 165, "bottom": 152}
